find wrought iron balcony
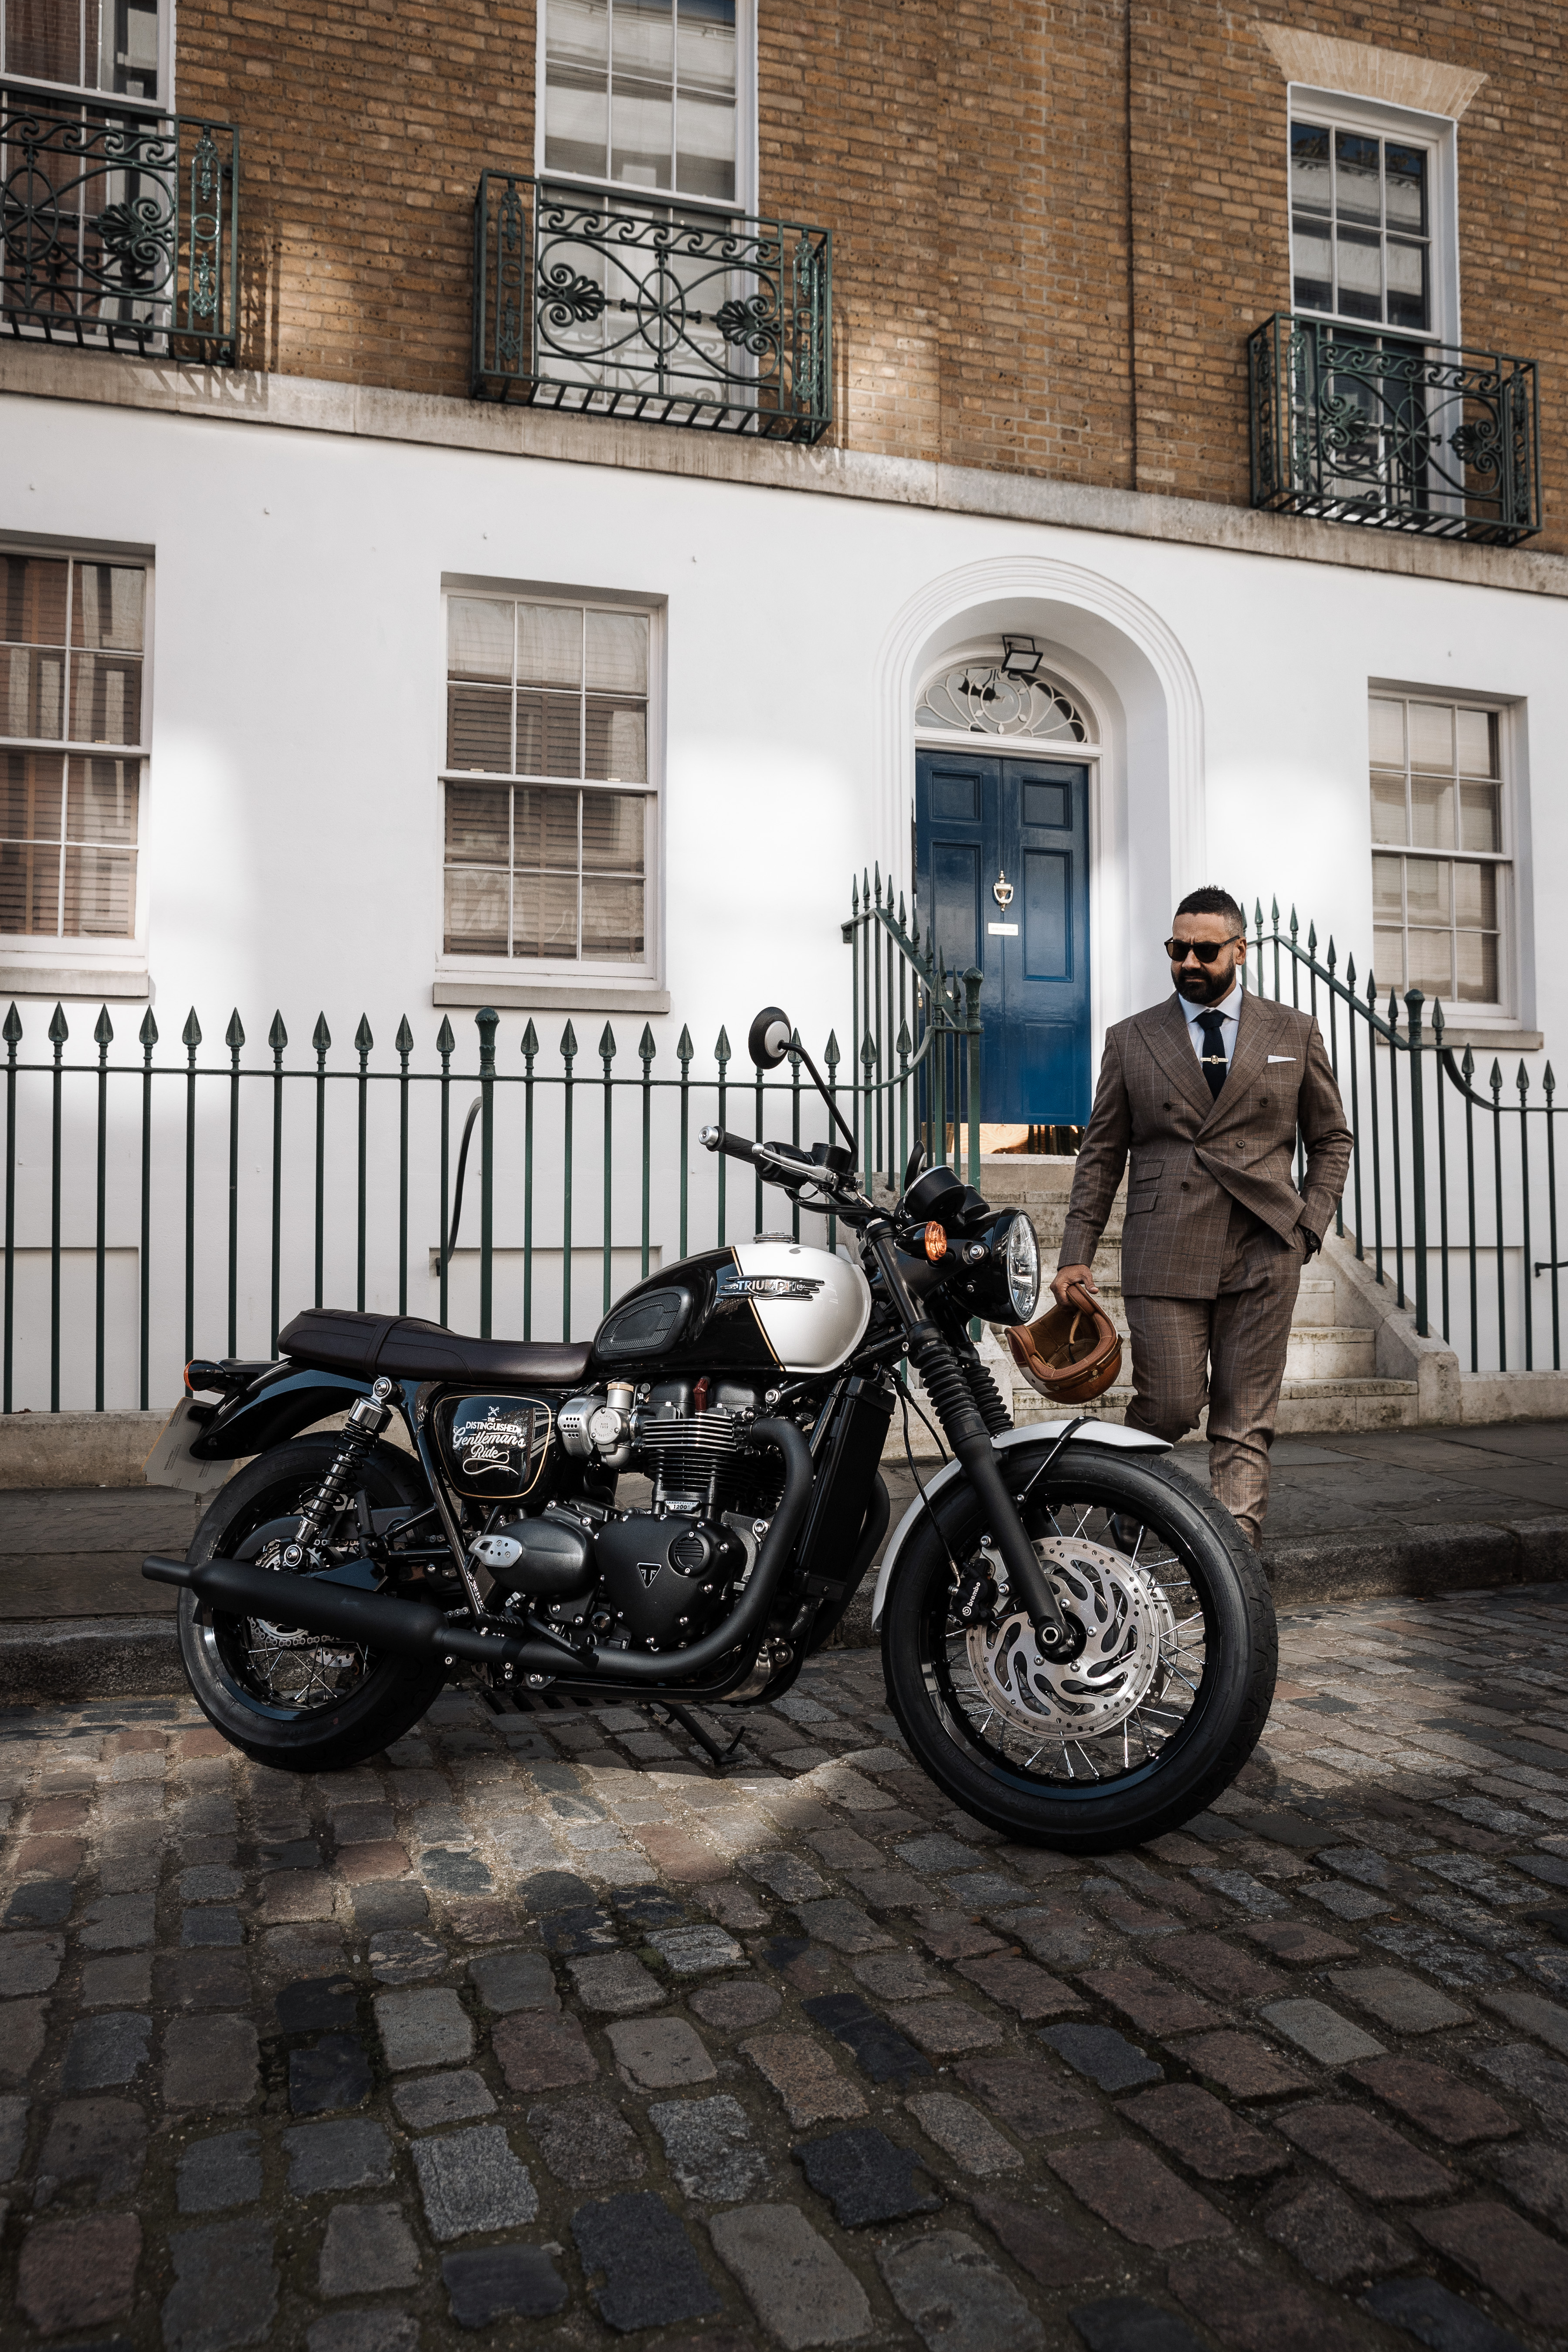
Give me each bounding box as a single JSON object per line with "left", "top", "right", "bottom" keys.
{"left": 472, "top": 174, "right": 831, "bottom": 443}
{"left": 1248, "top": 312, "right": 1540, "bottom": 546}
{"left": 1, "top": 82, "right": 238, "bottom": 363}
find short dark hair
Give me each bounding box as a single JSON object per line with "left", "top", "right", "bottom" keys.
{"left": 1174, "top": 886, "right": 1246, "bottom": 934}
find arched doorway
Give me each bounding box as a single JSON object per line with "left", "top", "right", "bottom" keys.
{"left": 914, "top": 647, "right": 1098, "bottom": 1126}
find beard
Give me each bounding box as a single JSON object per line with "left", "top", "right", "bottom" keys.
{"left": 1175, "top": 960, "right": 1236, "bottom": 1004}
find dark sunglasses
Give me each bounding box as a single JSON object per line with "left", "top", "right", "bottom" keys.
{"left": 1164, "top": 933, "right": 1243, "bottom": 964}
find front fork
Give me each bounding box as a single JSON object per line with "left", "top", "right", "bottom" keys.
{"left": 866, "top": 1226, "right": 1072, "bottom": 1654}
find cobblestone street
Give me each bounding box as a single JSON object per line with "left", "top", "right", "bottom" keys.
{"left": 3, "top": 1587, "right": 1568, "bottom": 2352}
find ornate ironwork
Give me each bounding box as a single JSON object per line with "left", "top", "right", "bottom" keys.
{"left": 916, "top": 663, "right": 1093, "bottom": 743}
{"left": 472, "top": 173, "right": 831, "bottom": 443}
{"left": 1248, "top": 312, "right": 1540, "bottom": 546}
{"left": 1, "top": 83, "right": 238, "bottom": 362}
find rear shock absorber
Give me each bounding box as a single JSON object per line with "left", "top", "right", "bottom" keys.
{"left": 281, "top": 1378, "right": 395, "bottom": 1568}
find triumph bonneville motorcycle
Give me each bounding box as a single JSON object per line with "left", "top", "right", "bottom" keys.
{"left": 144, "top": 1008, "right": 1276, "bottom": 1852}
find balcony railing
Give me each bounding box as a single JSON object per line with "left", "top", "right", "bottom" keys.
{"left": 1, "top": 83, "right": 238, "bottom": 363}
{"left": 472, "top": 173, "right": 832, "bottom": 444}
{"left": 1248, "top": 312, "right": 1541, "bottom": 546}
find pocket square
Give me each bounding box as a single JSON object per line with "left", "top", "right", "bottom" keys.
{"left": 1267, "top": 1054, "right": 1296, "bottom": 1063}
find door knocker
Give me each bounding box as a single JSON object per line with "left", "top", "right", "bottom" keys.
{"left": 993, "top": 872, "right": 1015, "bottom": 909}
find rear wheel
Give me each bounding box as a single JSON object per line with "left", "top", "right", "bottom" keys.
{"left": 176, "top": 1436, "right": 448, "bottom": 1772}
{"left": 880, "top": 1440, "right": 1276, "bottom": 1851}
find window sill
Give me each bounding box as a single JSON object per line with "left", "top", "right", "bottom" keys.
{"left": 432, "top": 977, "right": 670, "bottom": 1015}
{"left": 0, "top": 962, "right": 149, "bottom": 1001}
{"left": 1427, "top": 1022, "right": 1543, "bottom": 1055}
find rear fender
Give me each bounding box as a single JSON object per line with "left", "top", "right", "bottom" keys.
{"left": 190, "top": 1364, "right": 384, "bottom": 1460}
{"left": 869, "top": 1422, "right": 1168, "bottom": 1629}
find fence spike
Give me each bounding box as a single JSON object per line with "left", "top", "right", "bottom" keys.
{"left": 1345, "top": 953, "right": 1356, "bottom": 989}
{"left": 598, "top": 1022, "right": 617, "bottom": 1063}
{"left": 1431, "top": 998, "right": 1445, "bottom": 1041}
{"left": 788, "top": 1027, "right": 804, "bottom": 1068}
{"left": 1290, "top": 906, "right": 1299, "bottom": 942}
{"left": 1386, "top": 986, "right": 1399, "bottom": 1029}
{"left": 896, "top": 1018, "right": 912, "bottom": 1056}
{"left": 1307, "top": 919, "right": 1317, "bottom": 957}
{"left": 1270, "top": 895, "right": 1280, "bottom": 928}
{"left": 560, "top": 1021, "right": 578, "bottom": 1061}
{"left": 714, "top": 1025, "right": 731, "bottom": 1069}
{"left": 269, "top": 1011, "right": 288, "bottom": 1053}
{"left": 1326, "top": 935, "right": 1337, "bottom": 972}
{"left": 1490, "top": 1059, "right": 1504, "bottom": 1099}
{"left": 312, "top": 1013, "right": 331, "bottom": 1055}
{"left": 851, "top": 875, "right": 860, "bottom": 916}
{"left": 94, "top": 1005, "right": 114, "bottom": 1049}
{"left": 354, "top": 1015, "right": 373, "bottom": 1056}
{"left": 898, "top": 892, "right": 906, "bottom": 927}
{"left": 1546, "top": 1062, "right": 1556, "bottom": 1102}
{"left": 49, "top": 1002, "right": 69, "bottom": 1045}
{"left": 676, "top": 1025, "right": 694, "bottom": 1069}
{"left": 1365, "top": 969, "right": 1377, "bottom": 1008}
{"left": 181, "top": 1008, "right": 201, "bottom": 1050}
{"left": 436, "top": 1016, "right": 455, "bottom": 1058}
{"left": 860, "top": 1033, "right": 877, "bottom": 1070}
{"left": 139, "top": 1008, "right": 158, "bottom": 1049}
{"left": 1518, "top": 1060, "right": 1531, "bottom": 1100}
{"left": 2, "top": 1004, "right": 19, "bottom": 1047}
{"left": 874, "top": 862, "right": 882, "bottom": 907}
{"left": 638, "top": 1023, "right": 656, "bottom": 1066}
{"left": 395, "top": 1015, "right": 414, "bottom": 1056}
{"left": 824, "top": 1029, "right": 840, "bottom": 1072}
{"left": 1462, "top": 1043, "right": 1475, "bottom": 1081}
{"left": 520, "top": 1019, "right": 539, "bottom": 1061}
{"left": 227, "top": 1009, "right": 245, "bottom": 1053}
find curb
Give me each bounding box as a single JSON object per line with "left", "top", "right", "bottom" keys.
{"left": 0, "top": 1617, "right": 183, "bottom": 1701}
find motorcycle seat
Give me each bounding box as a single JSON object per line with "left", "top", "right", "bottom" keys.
{"left": 279, "top": 1307, "right": 594, "bottom": 1388}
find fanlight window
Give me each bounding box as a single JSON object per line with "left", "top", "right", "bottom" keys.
{"left": 916, "top": 660, "right": 1093, "bottom": 743}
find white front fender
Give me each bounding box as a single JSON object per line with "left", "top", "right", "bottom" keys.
{"left": 868, "top": 1421, "right": 1170, "bottom": 1630}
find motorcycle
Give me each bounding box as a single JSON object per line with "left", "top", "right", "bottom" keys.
{"left": 143, "top": 1006, "right": 1276, "bottom": 1852}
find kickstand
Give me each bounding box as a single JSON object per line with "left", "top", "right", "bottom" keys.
{"left": 657, "top": 1702, "right": 749, "bottom": 1770}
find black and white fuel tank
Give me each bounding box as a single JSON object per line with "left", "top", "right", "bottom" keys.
{"left": 590, "top": 1241, "right": 872, "bottom": 1378}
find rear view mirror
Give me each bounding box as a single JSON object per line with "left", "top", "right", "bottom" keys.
{"left": 749, "top": 1006, "right": 794, "bottom": 1070}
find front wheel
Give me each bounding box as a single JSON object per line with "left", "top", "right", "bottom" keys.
{"left": 880, "top": 1440, "right": 1276, "bottom": 1852}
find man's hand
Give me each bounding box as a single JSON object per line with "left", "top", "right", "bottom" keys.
{"left": 1051, "top": 1263, "right": 1099, "bottom": 1310}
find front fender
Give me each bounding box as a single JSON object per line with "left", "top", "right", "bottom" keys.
{"left": 190, "top": 1363, "right": 382, "bottom": 1460}
{"left": 869, "top": 1421, "right": 1168, "bottom": 1629}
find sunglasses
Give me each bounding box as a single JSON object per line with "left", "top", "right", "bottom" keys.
{"left": 1164, "top": 934, "right": 1244, "bottom": 964}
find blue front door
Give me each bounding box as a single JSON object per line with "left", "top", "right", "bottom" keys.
{"left": 915, "top": 750, "right": 1091, "bottom": 1123}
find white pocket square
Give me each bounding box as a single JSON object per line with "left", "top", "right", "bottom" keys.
{"left": 1267, "top": 1054, "right": 1296, "bottom": 1063}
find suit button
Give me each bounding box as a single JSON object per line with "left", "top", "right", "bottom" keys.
{"left": 1163, "top": 1101, "right": 1172, "bottom": 1110}
{"left": 1180, "top": 1181, "right": 1190, "bottom": 1190}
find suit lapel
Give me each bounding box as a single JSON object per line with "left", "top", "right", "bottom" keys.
{"left": 1201, "top": 988, "right": 1276, "bottom": 1131}
{"left": 1139, "top": 995, "right": 1214, "bottom": 1122}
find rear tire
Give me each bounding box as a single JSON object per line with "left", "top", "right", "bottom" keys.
{"left": 176, "top": 1436, "right": 448, "bottom": 1772}
{"left": 880, "top": 1440, "right": 1275, "bottom": 1852}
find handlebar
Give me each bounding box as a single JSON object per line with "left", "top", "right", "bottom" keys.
{"left": 699, "top": 1125, "right": 867, "bottom": 1211}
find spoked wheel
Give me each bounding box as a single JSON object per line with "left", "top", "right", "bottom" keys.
{"left": 176, "top": 1435, "right": 447, "bottom": 1772}
{"left": 881, "top": 1439, "right": 1276, "bottom": 1852}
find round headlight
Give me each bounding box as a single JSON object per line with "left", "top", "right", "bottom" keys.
{"left": 1003, "top": 1213, "right": 1040, "bottom": 1320}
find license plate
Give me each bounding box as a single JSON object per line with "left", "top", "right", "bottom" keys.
{"left": 144, "top": 1398, "right": 233, "bottom": 1496}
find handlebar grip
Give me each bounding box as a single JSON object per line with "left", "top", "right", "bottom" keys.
{"left": 698, "top": 1123, "right": 759, "bottom": 1164}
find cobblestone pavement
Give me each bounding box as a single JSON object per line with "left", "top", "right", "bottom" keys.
{"left": 4, "top": 1588, "right": 1568, "bottom": 2352}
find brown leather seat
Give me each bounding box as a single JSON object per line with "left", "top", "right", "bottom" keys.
{"left": 279, "top": 1308, "right": 594, "bottom": 1388}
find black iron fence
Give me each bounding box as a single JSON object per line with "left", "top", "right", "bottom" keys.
{"left": 471, "top": 172, "right": 831, "bottom": 441}
{"left": 0, "top": 82, "right": 238, "bottom": 360}
{"left": 844, "top": 867, "right": 984, "bottom": 1199}
{"left": 1248, "top": 313, "right": 1540, "bottom": 546}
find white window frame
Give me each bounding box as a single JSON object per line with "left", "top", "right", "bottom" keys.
{"left": 0, "top": 0, "right": 173, "bottom": 112}
{"left": 434, "top": 578, "right": 665, "bottom": 999}
{"left": 1367, "top": 684, "right": 1520, "bottom": 1024}
{"left": 0, "top": 537, "right": 153, "bottom": 993}
{"left": 534, "top": 0, "right": 757, "bottom": 215}
{"left": 1287, "top": 84, "right": 1460, "bottom": 349}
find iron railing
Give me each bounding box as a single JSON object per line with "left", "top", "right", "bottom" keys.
{"left": 1250, "top": 900, "right": 1560, "bottom": 1375}
{"left": 1248, "top": 313, "right": 1540, "bottom": 545}
{"left": 1, "top": 83, "right": 238, "bottom": 361}
{"left": 471, "top": 172, "right": 831, "bottom": 441}
{"left": 844, "top": 867, "right": 983, "bottom": 1199}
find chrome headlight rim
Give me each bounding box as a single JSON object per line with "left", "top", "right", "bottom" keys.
{"left": 1001, "top": 1210, "right": 1041, "bottom": 1322}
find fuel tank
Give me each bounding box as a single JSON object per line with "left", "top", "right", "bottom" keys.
{"left": 591, "top": 1242, "right": 872, "bottom": 1378}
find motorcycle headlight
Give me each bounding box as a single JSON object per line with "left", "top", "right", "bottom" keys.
{"left": 1003, "top": 1212, "right": 1040, "bottom": 1320}
{"left": 959, "top": 1208, "right": 1042, "bottom": 1324}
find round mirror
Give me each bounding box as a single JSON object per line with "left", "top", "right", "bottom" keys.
{"left": 748, "top": 1006, "right": 794, "bottom": 1070}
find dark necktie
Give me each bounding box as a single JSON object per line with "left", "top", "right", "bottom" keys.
{"left": 1197, "top": 1008, "right": 1228, "bottom": 1100}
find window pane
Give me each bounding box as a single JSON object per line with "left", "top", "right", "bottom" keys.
{"left": 69, "top": 651, "right": 142, "bottom": 745}
{"left": 445, "top": 783, "right": 510, "bottom": 865}
{"left": 614, "top": 0, "right": 672, "bottom": 77}
{"left": 68, "top": 755, "right": 138, "bottom": 845}
{"left": 0, "top": 842, "right": 61, "bottom": 934}
{"left": 1384, "top": 143, "right": 1427, "bottom": 233}
{"left": 514, "top": 869, "right": 580, "bottom": 958}
{"left": 1408, "top": 928, "right": 1454, "bottom": 998}
{"left": 1459, "top": 783, "right": 1501, "bottom": 854}
{"left": 1290, "top": 122, "right": 1331, "bottom": 210}
{"left": 63, "top": 846, "right": 135, "bottom": 937}
{"left": 514, "top": 785, "right": 580, "bottom": 869}
{"left": 448, "top": 599, "right": 513, "bottom": 682}
{"left": 1371, "top": 770, "right": 1407, "bottom": 845}
{"left": 1335, "top": 224, "right": 1381, "bottom": 319}
{"left": 584, "top": 696, "right": 646, "bottom": 781}
{"left": 1291, "top": 217, "right": 1332, "bottom": 312}
{"left": 584, "top": 608, "right": 648, "bottom": 694}
{"left": 1456, "top": 706, "right": 1498, "bottom": 776}
{"left": 1410, "top": 775, "right": 1454, "bottom": 850}
{"left": 445, "top": 867, "right": 511, "bottom": 958}
{"left": 447, "top": 684, "right": 512, "bottom": 772}
{"left": 516, "top": 603, "right": 583, "bottom": 688}
{"left": 676, "top": 0, "right": 735, "bottom": 196}
{"left": 1, "top": 554, "right": 68, "bottom": 647}
{"left": 612, "top": 78, "right": 672, "bottom": 186}
{"left": 1408, "top": 701, "right": 1453, "bottom": 772}
{"left": 1456, "top": 930, "right": 1499, "bottom": 1003}
{"left": 1368, "top": 696, "right": 1405, "bottom": 766}
{"left": 6, "top": 0, "right": 80, "bottom": 85}
{"left": 1373, "top": 927, "right": 1405, "bottom": 988}
{"left": 546, "top": 0, "right": 610, "bottom": 179}
{"left": 71, "top": 563, "right": 143, "bottom": 651}
{"left": 3, "top": 646, "right": 66, "bottom": 740}
{"left": 1371, "top": 854, "right": 1403, "bottom": 917}
{"left": 1453, "top": 861, "right": 1497, "bottom": 928}
{"left": 1405, "top": 859, "right": 1450, "bottom": 924}
{"left": 581, "top": 789, "right": 644, "bottom": 871}
{"left": 1335, "top": 131, "right": 1382, "bottom": 223}
{"left": 582, "top": 875, "right": 645, "bottom": 961}
{"left": 0, "top": 751, "right": 63, "bottom": 843}
{"left": 516, "top": 690, "right": 582, "bottom": 778}
{"left": 1386, "top": 239, "right": 1428, "bottom": 333}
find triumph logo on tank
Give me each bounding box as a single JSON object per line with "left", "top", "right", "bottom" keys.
{"left": 716, "top": 1270, "right": 824, "bottom": 1300}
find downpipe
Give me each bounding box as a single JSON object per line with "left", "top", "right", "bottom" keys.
{"left": 142, "top": 1416, "right": 814, "bottom": 1687}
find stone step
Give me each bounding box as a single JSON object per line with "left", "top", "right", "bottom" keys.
{"left": 1285, "top": 1325, "right": 1378, "bottom": 1379}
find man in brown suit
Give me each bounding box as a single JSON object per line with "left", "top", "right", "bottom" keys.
{"left": 1052, "top": 887, "right": 1353, "bottom": 1549}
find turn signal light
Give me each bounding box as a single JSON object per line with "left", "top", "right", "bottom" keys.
{"left": 923, "top": 1222, "right": 947, "bottom": 1263}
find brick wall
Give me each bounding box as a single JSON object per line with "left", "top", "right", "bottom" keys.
{"left": 170, "top": 3, "right": 1564, "bottom": 550}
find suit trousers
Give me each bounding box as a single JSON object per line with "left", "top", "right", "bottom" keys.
{"left": 1122, "top": 1198, "right": 1303, "bottom": 1551}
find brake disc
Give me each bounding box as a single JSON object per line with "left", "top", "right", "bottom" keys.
{"left": 964, "top": 1533, "right": 1180, "bottom": 1739}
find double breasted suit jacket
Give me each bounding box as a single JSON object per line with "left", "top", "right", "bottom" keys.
{"left": 1059, "top": 991, "right": 1354, "bottom": 1302}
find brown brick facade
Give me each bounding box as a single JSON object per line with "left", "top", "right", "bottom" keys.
{"left": 170, "top": 4, "right": 1563, "bottom": 549}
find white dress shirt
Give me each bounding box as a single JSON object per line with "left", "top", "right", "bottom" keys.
{"left": 1179, "top": 977, "right": 1242, "bottom": 1076}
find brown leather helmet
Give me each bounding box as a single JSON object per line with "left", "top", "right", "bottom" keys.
{"left": 1004, "top": 1282, "right": 1122, "bottom": 1404}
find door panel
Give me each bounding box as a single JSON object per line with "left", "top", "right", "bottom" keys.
{"left": 915, "top": 750, "right": 1090, "bottom": 1123}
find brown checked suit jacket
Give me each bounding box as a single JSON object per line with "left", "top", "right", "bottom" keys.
{"left": 1059, "top": 991, "right": 1354, "bottom": 1301}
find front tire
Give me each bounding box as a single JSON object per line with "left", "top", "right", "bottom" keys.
{"left": 881, "top": 1440, "right": 1276, "bottom": 1852}
{"left": 177, "top": 1436, "right": 448, "bottom": 1772}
